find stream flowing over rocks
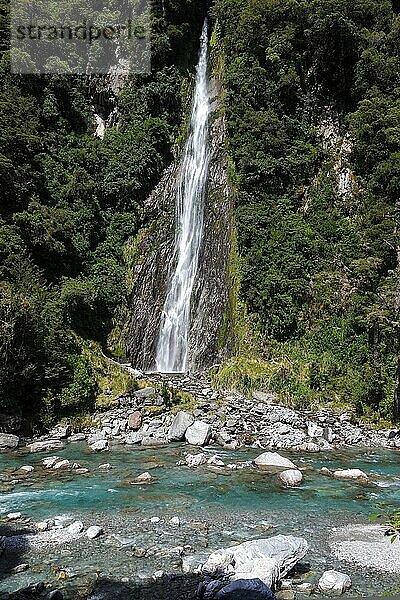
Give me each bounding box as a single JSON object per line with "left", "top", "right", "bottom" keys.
{"left": 1, "top": 374, "right": 400, "bottom": 599}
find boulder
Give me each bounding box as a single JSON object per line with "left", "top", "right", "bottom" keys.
{"left": 86, "top": 525, "right": 103, "bottom": 539}
{"left": 333, "top": 469, "right": 368, "bottom": 481}
{"left": 28, "top": 439, "right": 65, "bottom": 453}
{"left": 307, "top": 422, "right": 324, "bottom": 438}
{"left": 49, "top": 424, "right": 72, "bottom": 439}
{"left": 141, "top": 435, "right": 168, "bottom": 446}
{"left": 132, "top": 471, "right": 155, "bottom": 484}
{"left": 19, "top": 465, "right": 34, "bottom": 473}
{"left": 215, "top": 579, "right": 276, "bottom": 599}
{"left": 53, "top": 459, "right": 70, "bottom": 470}
{"left": 67, "top": 521, "right": 84, "bottom": 534}
{"left": 203, "top": 535, "right": 308, "bottom": 588}
{"left": 134, "top": 387, "right": 155, "bottom": 399}
{"left": 128, "top": 411, "right": 142, "bottom": 431}
{"left": 0, "top": 433, "right": 19, "bottom": 450}
{"left": 125, "top": 431, "right": 144, "bottom": 444}
{"left": 185, "top": 421, "right": 212, "bottom": 446}
{"left": 279, "top": 470, "right": 303, "bottom": 487}
{"left": 89, "top": 440, "right": 109, "bottom": 452}
{"left": 185, "top": 453, "right": 207, "bottom": 467}
{"left": 318, "top": 570, "right": 351, "bottom": 595}
{"left": 168, "top": 411, "right": 195, "bottom": 441}
{"left": 254, "top": 452, "right": 297, "bottom": 472}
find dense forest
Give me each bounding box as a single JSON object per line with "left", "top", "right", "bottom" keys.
{"left": 212, "top": 0, "right": 400, "bottom": 422}
{"left": 0, "top": 0, "right": 399, "bottom": 428}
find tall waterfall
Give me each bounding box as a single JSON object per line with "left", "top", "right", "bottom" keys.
{"left": 155, "top": 20, "right": 210, "bottom": 373}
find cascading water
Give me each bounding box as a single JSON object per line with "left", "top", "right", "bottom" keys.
{"left": 155, "top": 20, "right": 210, "bottom": 373}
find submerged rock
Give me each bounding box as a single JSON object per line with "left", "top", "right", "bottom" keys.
{"left": 203, "top": 535, "right": 308, "bottom": 588}
{"left": 318, "top": 570, "right": 351, "bottom": 595}
{"left": 186, "top": 420, "right": 212, "bottom": 446}
{"left": 254, "top": 452, "right": 297, "bottom": 472}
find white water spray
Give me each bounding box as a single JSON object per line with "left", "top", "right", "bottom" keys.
{"left": 155, "top": 20, "right": 210, "bottom": 373}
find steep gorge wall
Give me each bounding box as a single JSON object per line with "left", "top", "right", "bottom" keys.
{"left": 126, "top": 74, "right": 236, "bottom": 373}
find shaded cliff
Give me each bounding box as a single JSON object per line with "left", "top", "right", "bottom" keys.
{"left": 126, "top": 73, "right": 236, "bottom": 373}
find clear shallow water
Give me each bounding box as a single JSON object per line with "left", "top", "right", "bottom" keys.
{"left": 0, "top": 444, "right": 399, "bottom": 521}
{"left": 0, "top": 444, "right": 399, "bottom": 598}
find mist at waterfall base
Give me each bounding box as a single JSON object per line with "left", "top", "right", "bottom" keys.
{"left": 155, "top": 20, "right": 210, "bottom": 374}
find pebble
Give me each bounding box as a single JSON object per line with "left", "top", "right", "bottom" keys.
{"left": 7, "top": 512, "right": 22, "bottom": 520}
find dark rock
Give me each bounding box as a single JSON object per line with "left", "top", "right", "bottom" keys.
{"left": 215, "top": 579, "right": 276, "bottom": 599}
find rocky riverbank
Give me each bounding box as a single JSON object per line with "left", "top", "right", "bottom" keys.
{"left": 2, "top": 373, "right": 398, "bottom": 457}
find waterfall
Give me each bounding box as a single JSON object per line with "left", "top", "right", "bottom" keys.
{"left": 155, "top": 20, "right": 210, "bottom": 373}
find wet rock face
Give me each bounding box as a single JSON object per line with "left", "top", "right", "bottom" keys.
{"left": 126, "top": 77, "right": 234, "bottom": 373}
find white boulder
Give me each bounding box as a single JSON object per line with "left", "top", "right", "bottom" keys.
{"left": 67, "top": 521, "right": 84, "bottom": 535}
{"left": 203, "top": 535, "right": 308, "bottom": 588}
{"left": 318, "top": 570, "right": 352, "bottom": 595}
{"left": 333, "top": 469, "right": 368, "bottom": 481}
{"left": 279, "top": 469, "right": 303, "bottom": 487}
{"left": 185, "top": 421, "right": 212, "bottom": 446}
{"left": 168, "top": 411, "right": 194, "bottom": 441}
{"left": 89, "top": 439, "right": 109, "bottom": 452}
{"left": 86, "top": 525, "right": 103, "bottom": 539}
{"left": 254, "top": 452, "right": 297, "bottom": 472}
{"left": 185, "top": 453, "right": 207, "bottom": 467}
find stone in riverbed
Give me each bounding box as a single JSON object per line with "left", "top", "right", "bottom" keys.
{"left": 7, "top": 512, "right": 22, "bottom": 520}
{"left": 205, "top": 578, "right": 276, "bottom": 599}
{"left": 185, "top": 420, "right": 212, "bottom": 446}
{"left": 185, "top": 453, "right": 207, "bottom": 467}
{"left": 128, "top": 411, "right": 142, "bottom": 430}
{"left": 279, "top": 469, "right": 303, "bottom": 487}
{"left": 86, "top": 525, "right": 103, "bottom": 539}
{"left": 132, "top": 471, "right": 155, "bottom": 484}
{"left": 0, "top": 433, "right": 19, "bottom": 449}
{"left": 254, "top": 452, "right": 297, "bottom": 472}
{"left": 125, "top": 430, "right": 144, "bottom": 444}
{"left": 203, "top": 535, "right": 308, "bottom": 588}
{"left": 53, "top": 459, "right": 70, "bottom": 470}
{"left": 168, "top": 411, "right": 194, "bottom": 441}
{"left": 318, "top": 570, "right": 351, "bottom": 595}
{"left": 89, "top": 439, "right": 109, "bottom": 452}
{"left": 28, "top": 439, "right": 65, "bottom": 453}
{"left": 333, "top": 469, "right": 368, "bottom": 481}
{"left": 98, "top": 463, "right": 112, "bottom": 471}
{"left": 19, "top": 465, "right": 34, "bottom": 473}
{"left": 307, "top": 421, "right": 324, "bottom": 438}
{"left": 67, "top": 521, "right": 84, "bottom": 534}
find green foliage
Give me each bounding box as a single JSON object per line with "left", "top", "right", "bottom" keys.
{"left": 213, "top": 0, "right": 400, "bottom": 420}
{"left": 370, "top": 503, "right": 400, "bottom": 543}
{"left": 0, "top": 0, "right": 207, "bottom": 428}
